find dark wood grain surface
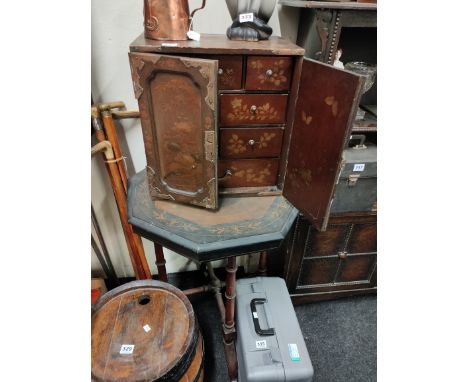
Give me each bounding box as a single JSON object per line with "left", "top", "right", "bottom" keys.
{"left": 130, "top": 34, "right": 305, "bottom": 56}
{"left": 283, "top": 59, "right": 363, "bottom": 231}
{"left": 92, "top": 280, "right": 202, "bottom": 381}
{"left": 282, "top": 213, "right": 376, "bottom": 303}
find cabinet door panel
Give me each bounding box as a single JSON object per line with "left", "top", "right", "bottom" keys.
{"left": 129, "top": 53, "right": 218, "bottom": 209}
{"left": 347, "top": 223, "right": 377, "bottom": 253}
{"left": 336, "top": 254, "right": 376, "bottom": 283}
{"left": 299, "top": 257, "right": 339, "bottom": 285}
{"left": 283, "top": 59, "right": 364, "bottom": 231}
{"left": 304, "top": 224, "right": 348, "bottom": 257}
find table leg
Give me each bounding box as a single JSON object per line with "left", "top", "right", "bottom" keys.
{"left": 154, "top": 243, "right": 168, "bottom": 282}
{"left": 258, "top": 251, "right": 268, "bottom": 276}
{"left": 223, "top": 256, "right": 238, "bottom": 381}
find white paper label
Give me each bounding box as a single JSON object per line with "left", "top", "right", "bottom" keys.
{"left": 119, "top": 344, "right": 134, "bottom": 355}
{"left": 252, "top": 311, "right": 258, "bottom": 319}
{"left": 187, "top": 30, "right": 200, "bottom": 41}
{"left": 143, "top": 324, "right": 151, "bottom": 333}
{"left": 288, "top": 343, "right": 300, "bottom": 362}
{"left": 353, "top": 164, "right": 365, "bottom": 172}
{"left": 239, "top": 13, "right": 254, "bottom": 23}
{"left": 256, "top": 340, "right": 268, "bottom": 349}
{"left": 161, "top": 43, "right": 178, "bottom": 47}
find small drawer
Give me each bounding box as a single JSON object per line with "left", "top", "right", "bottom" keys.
{"left": 216, "top": 56, "right": 243, "bottom": 90}
{"left": 220, "top": 127, "right": 283, "bottom": 159}
{"left": 219, "top": 94, "right": 288, "bottom": 126}
{"left": 218, "top": 159, "right": 279, "bottom": 188}
{"left": 245, "top": 56, "right": 293, "bottom": 91}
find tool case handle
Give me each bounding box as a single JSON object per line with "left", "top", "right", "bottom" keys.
{"left": 250, "top": 298, "right": 275, "bottom": 336}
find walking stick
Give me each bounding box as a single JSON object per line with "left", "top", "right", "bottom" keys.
{"left": 91, "top": 132, "right": 151, "bottom": 279}
{"left": 97, "top": 104, "right": 169, "bottom": 282}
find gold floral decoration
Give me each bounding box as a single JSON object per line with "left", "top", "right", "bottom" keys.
{"left": 227, "top": 98, "right": 279, "bottom": 122}
{"left": 227, "top": 134, "right": 247, "bottom": 154}
{"left": 219, "top": 68, "right": 236, "bottom": 87}
{"left": 250, "top": 59, "right": 289, "bottom": 87}
{"left": 227, "top": 132, "right": 277, "bottom": 154}
{"left": 233, "top": 164, "right": 272, "bottom": 184}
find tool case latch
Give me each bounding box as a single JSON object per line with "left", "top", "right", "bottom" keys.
{"left": 348, "top": 173, "right": 360, "bottom": 187}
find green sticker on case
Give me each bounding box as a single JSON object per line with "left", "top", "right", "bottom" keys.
{"left": 288, "top": 343, "right": 300, "bottom": 362}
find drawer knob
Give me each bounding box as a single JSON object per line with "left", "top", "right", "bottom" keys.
{"left": 338, "top": 251, "right": 348, "bottom": 259}
{"left": 250, "top": 105, "right": 257, "bottom": 114}
{"left": 248, "top": 139, "right": 256, "bottom": 146}
{"left": 218, "top": 68, "right": 224, "bottom": 75}
{"left": 219, "top": 169, "right": 232, "bottom": 179}
{"left": 266, "top": 69, "right": 273, "bottom": 77}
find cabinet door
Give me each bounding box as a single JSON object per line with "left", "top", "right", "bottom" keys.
{"left": 129, "top": 53, "right": 218, "bottom": 209}
{"left": 283, "top": 58, "right": 364, "bottom": 231}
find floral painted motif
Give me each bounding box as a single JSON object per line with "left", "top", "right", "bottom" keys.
{"left": 227, "top": 98, "right": 279, "bottom": 122}
{"left": 227, "top": 134, "right": 247, "bottom": 154}
{"left": 233, "top": 164, "right": 272, "bottom": 184}
{"left": 250, "top": 59, "right": 289, "bottom": 87}
{"left": 226, "top": 132, "right": 277, "bottom": 154}
{"left": 219, "top": 68, "right": 236, "bottom": 88}
{"left": 324, "top": 96, "right": 338, "bottom": 117}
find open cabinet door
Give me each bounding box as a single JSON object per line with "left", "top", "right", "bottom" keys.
{"left": 129, "top": 53, "right": 218, "bottom": 209}
{"left": 283, "top": 58, "right": 364, "bottom": 231}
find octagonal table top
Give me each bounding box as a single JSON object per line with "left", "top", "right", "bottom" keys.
{"left": 127, "top": 171, "right": 298, "bottom": 262}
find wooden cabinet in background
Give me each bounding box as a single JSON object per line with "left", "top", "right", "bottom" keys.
{"left": 283, "top": 213, "right": 377, "bottom": 303}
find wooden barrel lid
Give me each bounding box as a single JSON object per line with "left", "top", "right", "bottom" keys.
{"left": 92, "top": 280, "right": 198, "bottom": 382}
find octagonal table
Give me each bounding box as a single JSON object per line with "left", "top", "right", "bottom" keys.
{"left": 127, "top": 170, "right": 298, "bottom": 380}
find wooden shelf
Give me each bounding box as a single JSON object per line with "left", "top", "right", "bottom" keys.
{"left": 279, "top": 0, "right": 377, "bottom": 11}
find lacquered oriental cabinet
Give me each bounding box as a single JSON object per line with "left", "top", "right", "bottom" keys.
{"left": 129, "top": 34, "right": 364, "bottom": 231}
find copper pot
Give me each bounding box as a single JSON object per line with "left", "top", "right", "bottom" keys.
{"left": 144, "top": 0, "right": 190, "bottom": 41}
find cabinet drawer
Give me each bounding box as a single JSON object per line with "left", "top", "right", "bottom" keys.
{"left": 220, "top": 127, "right": 283, "bottom": 159}
{"left": 245, "top": 56, "right": 293, "bottom": 91}
{"left": 216, "top": 56, "right": 243, "bottom": 90}
{"left": 218, "top": 159, "right": 279, "bottom": 188}
{"left": 219, "top": 94, "right": 288, "bottom": 126}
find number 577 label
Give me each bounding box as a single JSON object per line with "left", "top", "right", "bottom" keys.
{"left": 239, "top": 13, "right": 254, "bottom": 23}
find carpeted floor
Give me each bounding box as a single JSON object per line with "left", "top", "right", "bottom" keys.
{"left": 189, "top": 294, "right": 376, "bottom": 382}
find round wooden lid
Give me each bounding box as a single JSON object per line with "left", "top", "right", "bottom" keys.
{"left": 92, "top": 280, "right": 197, "bottom": 382}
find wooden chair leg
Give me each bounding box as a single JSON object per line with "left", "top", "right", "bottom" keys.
{"left": 154, "top": 243, "right": 168, "bottom": 282}
{"left": 258, "top": 251, "right": 268, "bottom": 276}
{"left": 223, "top": 256, "right": 238, "bottom": 381}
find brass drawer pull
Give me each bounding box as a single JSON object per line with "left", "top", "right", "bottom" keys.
{"left": 265, "top": 69, "right": 273, "bottom": 77}
{"left": 218, "top": 68, "right": 224, "bottom": 75}
{"left": 219, "top": 169, "right": 233, "bottom": 179}
{"left": 250, "top": 105, "right": 257, "bottom": 114}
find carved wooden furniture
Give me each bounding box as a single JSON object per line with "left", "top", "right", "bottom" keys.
{"left": 275, "top": 1, "right": 377, "bottom": 302}
{"left": 128, "top": 34, "right": 365, "bottom": 232}
{"left": 127, "top": 170, "right": 298, "bottom": 380}
{"left": 283, "top": 212, "right": 376, "bottom": 303}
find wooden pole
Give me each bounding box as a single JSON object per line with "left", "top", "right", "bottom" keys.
{"left": 91, "top": 117, "right": 152, "bottom": 280}
{"left": 223, "top": 256, "right": 238, "bottom": 380}
{"left": 96, "top": 103, "right": 169, "bottom": 282}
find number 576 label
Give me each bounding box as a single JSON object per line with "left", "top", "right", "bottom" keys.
{"left": 239, "top": 13, "right": 254, "bottom": 23}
